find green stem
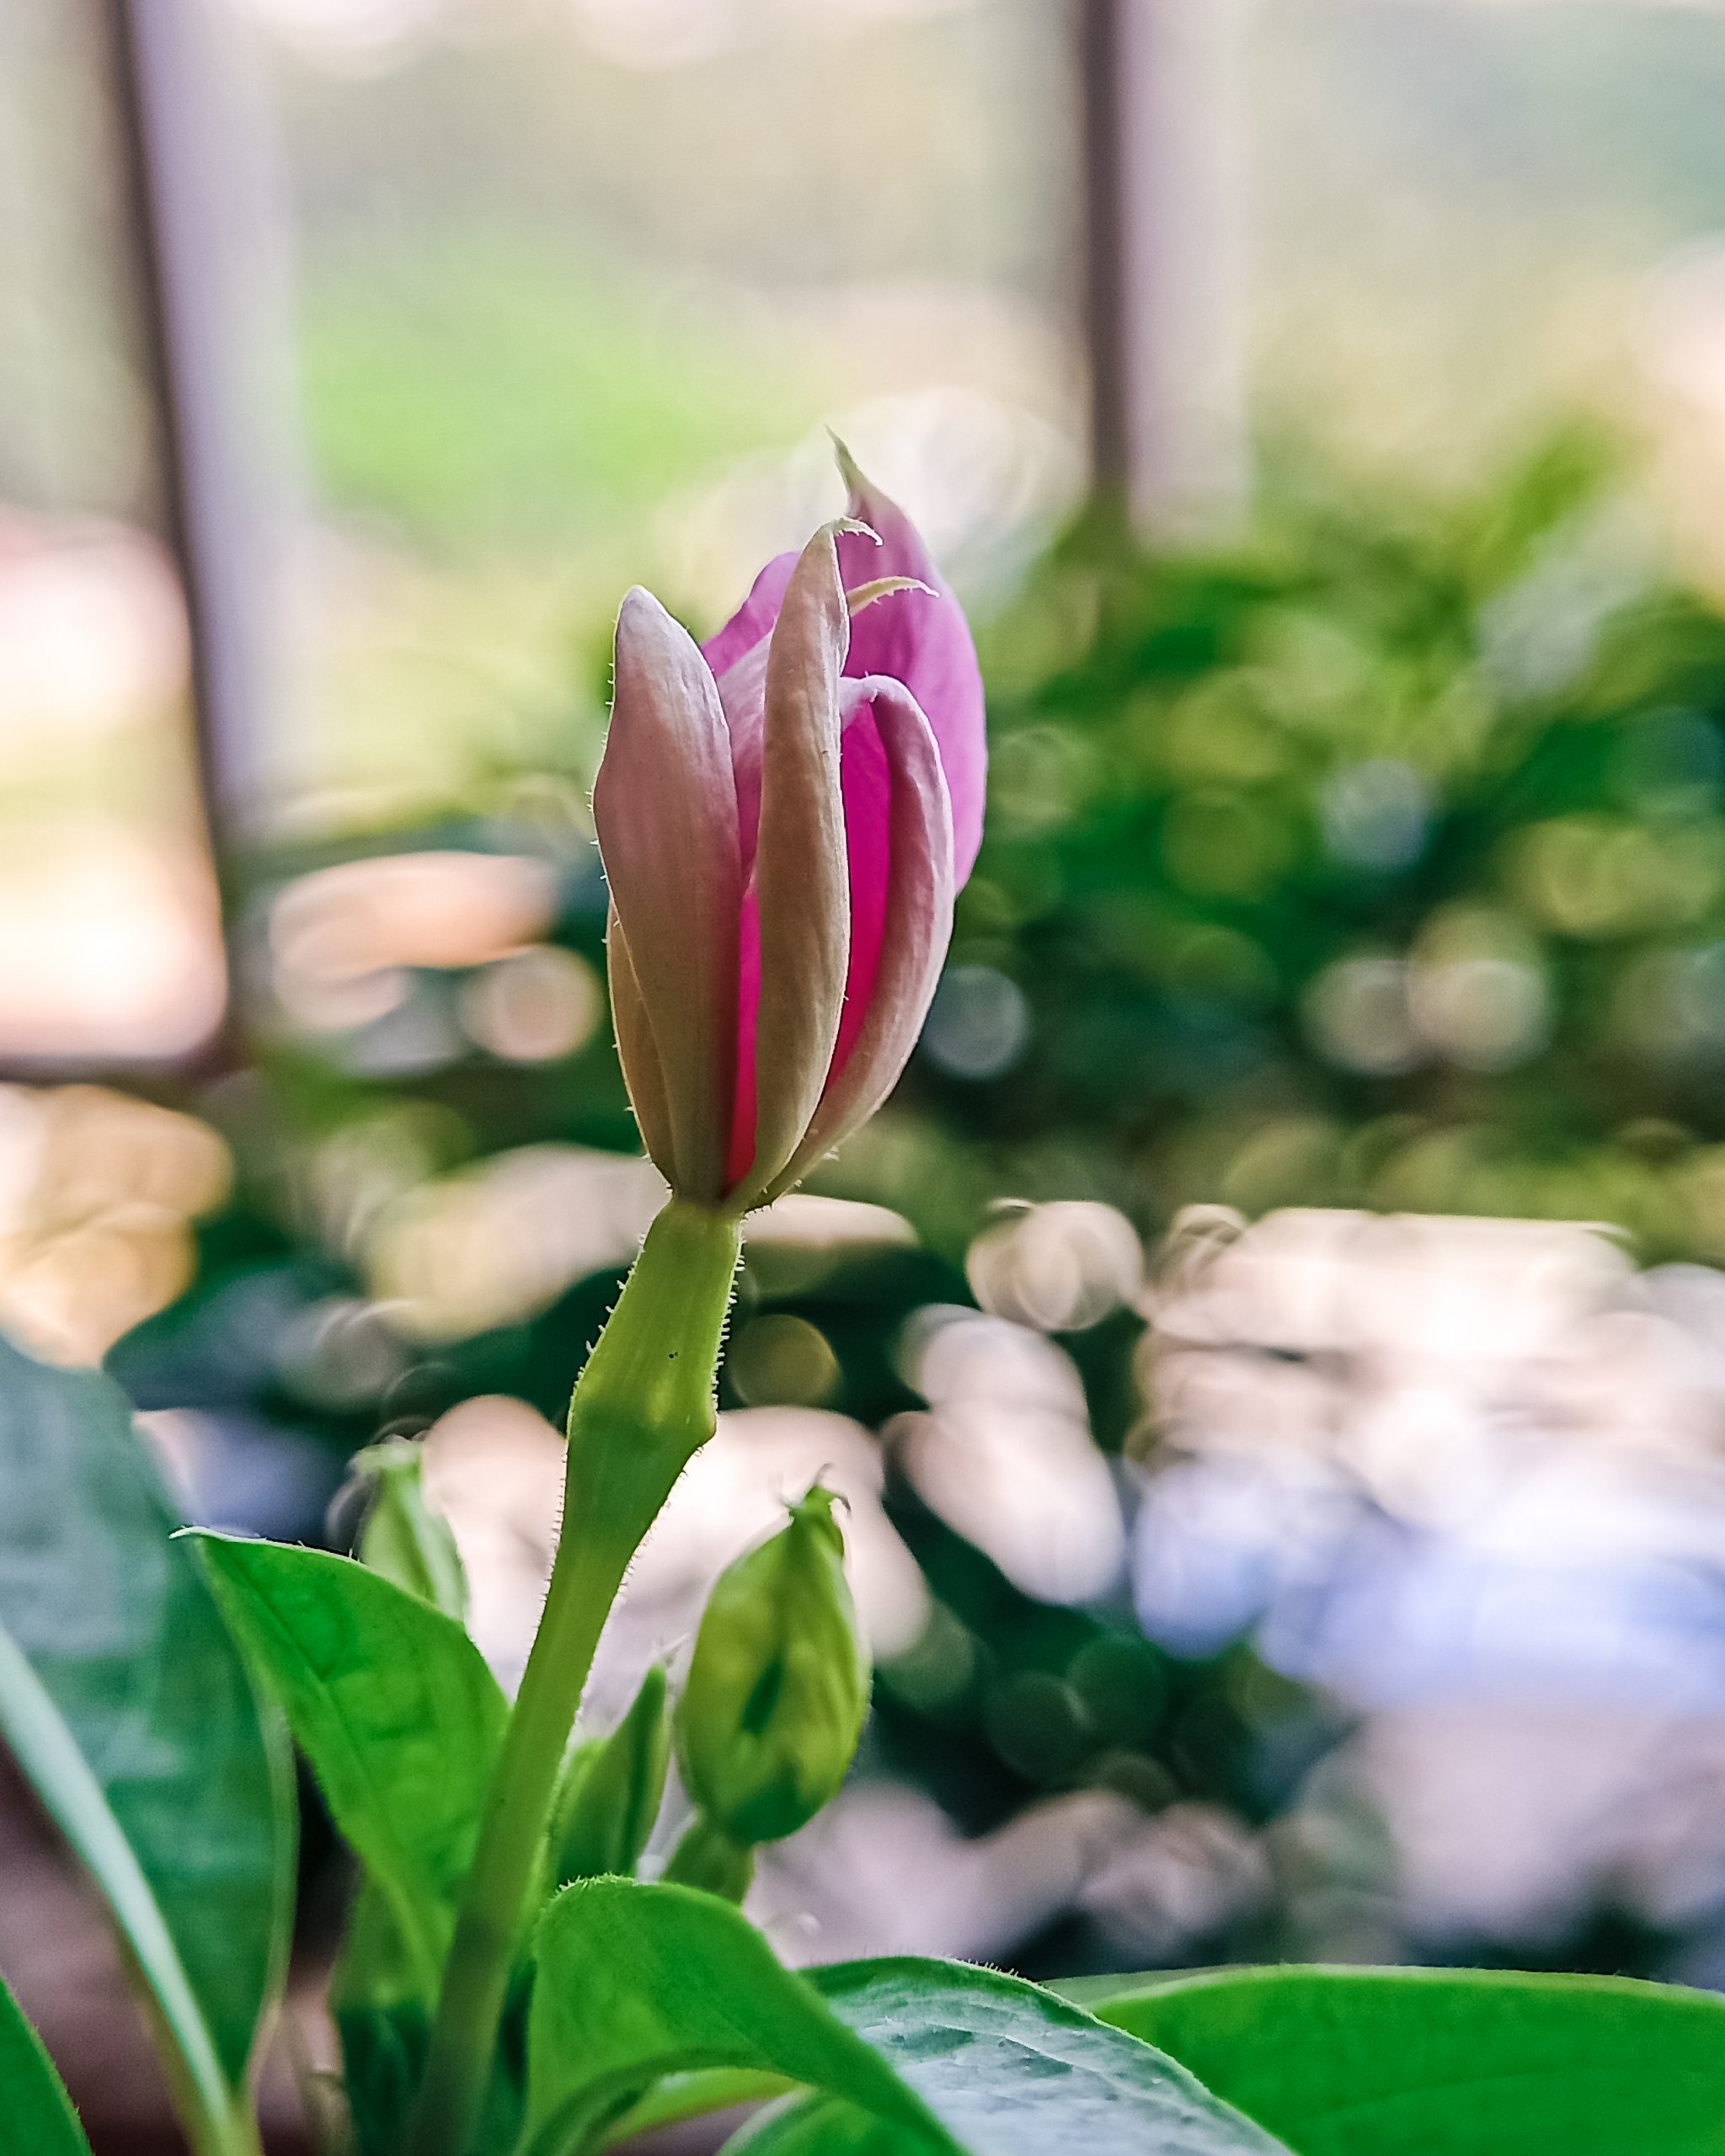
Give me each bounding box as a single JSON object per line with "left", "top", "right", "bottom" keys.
{"left": 406, "top": 1199, "right": 741, "bottom": 2156}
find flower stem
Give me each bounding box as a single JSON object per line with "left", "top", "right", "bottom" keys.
{"left": 405, "top": 1199, "right": 742, "bottom": 2156}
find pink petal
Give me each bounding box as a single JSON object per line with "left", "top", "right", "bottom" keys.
{"left": 766, "top": 675, "right": 956, "bottom": 1199}
{"left": 724, "top": 528, "right": 852, "bottom": 1209}
{"left": 713, "top": 577, "right": 916, "bottom": 880}
{"left": 701, "top": 548, "right": 797, "bottom": 678}
{"left": 722, "top": 647, "right": 893, "bottom": 1189}
{"left": 831, "top": 706, "right": 891, "bottom": 1086}
{"left": 724, "top": 884, "right": 761, "bottom": 1191}
{"left": 834, "top": 450, "right": 986, "bottom": 884}
{"left": 592, "top": 588, "right": 742, "bottom": 1203}
{"left": 606, "top": 905, "right": 675, "bottom": 1173}
{"left": 713, "top": 636, "right": 768, "bottom": 875}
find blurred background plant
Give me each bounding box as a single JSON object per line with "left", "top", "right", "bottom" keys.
{"left": 19, "top": 0, "right": 1725, "bottom": 2146}
{"left": 95, "top": 424, "right": 1725, "bottom": 2004}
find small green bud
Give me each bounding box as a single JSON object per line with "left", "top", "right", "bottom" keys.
{"left": 335, "top": 1437, "right": 467, "bottom": 1620}
{"left": 675, "top": 1484, "right": 869, "bottom": 1848}
{"left": 547, "top": 1664, "right": 670, "bottom": 1886}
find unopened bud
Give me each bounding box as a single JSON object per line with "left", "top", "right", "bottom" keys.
{"left": 333, "top": 1437, "right": 466, "bottom": 1620}
{"left": 548, "top": 1664, "right": 670, "bottom": 1886}
{"left": 675, "top": 1485, "right": 869, "bottom": 1848}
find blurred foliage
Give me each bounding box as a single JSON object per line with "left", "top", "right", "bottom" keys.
{"left": 875, "top": 431, "right": 1725, "bottom": 1266}
{"left": 301, "top": 233, "right": 834, "bottom": 544}
{"left": 109, "top": 431, "right": 1725, "bottom": 1980}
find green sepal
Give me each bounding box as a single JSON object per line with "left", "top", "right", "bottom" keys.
{"left": 660, "top": 1813, "right": 756, "bottom": 1903}
{"left": 341, "top": 1436, "right": 467, "bottom": 1620}
{"left": 547, "top": 1664, "right": 670, "bottom": 1888}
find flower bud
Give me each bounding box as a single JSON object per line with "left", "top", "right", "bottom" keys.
{"left": 547, "top": 1664, "right": 670, "bottom": 1887}
{"left": 333, "top": 1436, "right": 466, "bottom": 1620}
{"left": 594, "top": 448, "right": 981, "bottom": 1214}
{"left": 674, "top": 1485, "right": 869, "bottom": 1848}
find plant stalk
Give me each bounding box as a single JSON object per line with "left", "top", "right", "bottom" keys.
{"left": 405, "top": 1199, "right": 742, "bottom": 2156}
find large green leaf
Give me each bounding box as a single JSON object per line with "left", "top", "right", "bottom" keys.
{"left": 190, "top": 1534, "right": 508, "bottom": 2003}
{"left": 525, "top": 1881, "right": 948, "bottom": 2155}
{"left": 809, "top": 1956, "right": 1291, "bottom": 2156}
{"left": 526, "top": 1880, "right": 1290, "bottom": 2156}
{"left": 0, "top": 1336, "right": 292, "bottom": 2154}
{"left": 1096, "top": 1966, "right": 1725, "bottom": 2156}
{"left": 0, "top": 1965, "right": 93, "bottom": 2155}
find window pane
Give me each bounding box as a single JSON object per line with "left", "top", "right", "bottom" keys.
{"left": 236, "top": 0, "right": 1082, "bottom": 832}
{"left": 0, "top": 0, "right": 226, "bottom": 1060}
{"left": 1247, "top": 0, "right": 1725, "bottom": 555}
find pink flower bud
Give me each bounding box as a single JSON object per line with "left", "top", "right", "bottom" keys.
{"left": 594, "top": 452, "right": 985, "bottom": 1210}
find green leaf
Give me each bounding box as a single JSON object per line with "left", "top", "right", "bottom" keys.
{"left": 1049, "top": 1970, "right": 1226, "bottom": 2009}
{"left": 0, "top": 1335, "right": 291, "bottom": 2155}
{"left": 718, "top": 2094, "right": 910, "bottom": 2153}
{"left": 1096, "top": 1966, "right": 1725, "bottom": 2155}
{"left": 525, "top": 1881, "right": 947, "bottom": 2156}
{"left": 0, "top": 1966, "right": 93, "bottom": 2155}
{"left": 326, "top": 1438, "right": 486, "bottom": 2153}
{"left": 525, "top": 1880, "right": 1290, "bottom": 2156}
{"left": 810, "top": 1956, "right": 1292, "bottom": 2156}
{"left": 345, "top": 1435, "right": 468, "bottom": 1620}
{"left": 190, "top": 1533, "right": 508, "bottom": 2004}
{"left": 599, "top": 2069, "right": 794, "bottom": 2148}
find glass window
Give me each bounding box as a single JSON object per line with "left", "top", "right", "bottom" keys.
{"left": 0, "top": 0, "right": 226, "bottom": 1061}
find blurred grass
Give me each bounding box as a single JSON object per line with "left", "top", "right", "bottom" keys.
{"left": 298, "top": 233, "right": 835, "bottom": 547}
